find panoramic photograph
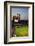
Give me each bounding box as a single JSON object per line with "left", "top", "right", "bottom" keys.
{"left": 10, "top": 7, "right": 28, "bottom": 37}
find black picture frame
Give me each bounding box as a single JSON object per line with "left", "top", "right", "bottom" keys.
{"left": 4, "top": 1, "right": 34, "bottom": 44}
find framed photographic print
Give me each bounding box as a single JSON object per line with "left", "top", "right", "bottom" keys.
{"left": 4, "top": 1, "right": 34, "bottom": 44}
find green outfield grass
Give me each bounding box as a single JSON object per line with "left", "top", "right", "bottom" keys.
{"left": 16, "top": 25, "right": 28, "bottom": 37}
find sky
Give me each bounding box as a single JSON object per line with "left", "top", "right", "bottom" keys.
{"left": 11, "top": 7, "right": 29, "bottom": 20}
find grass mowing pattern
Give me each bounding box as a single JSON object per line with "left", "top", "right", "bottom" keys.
{"left": 16, "top": 25, "right": 28, "bottom": 37}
